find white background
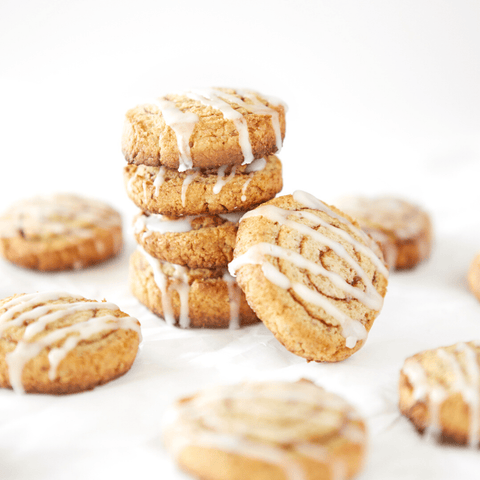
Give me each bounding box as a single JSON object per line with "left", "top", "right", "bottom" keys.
{"left": 1, "top": 1, "right": 480, "bottom": 479}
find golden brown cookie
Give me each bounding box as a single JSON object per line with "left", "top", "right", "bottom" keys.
{"left": 122, "top": 88, "right": 287, "bottom": 171}
{"left": 229, "top": 191, "right": 389, "bottom": 362}
{"left": 399, "top": 341, "right": 480, "bottom": 446}
{"left": 129, "top": 247, "right": 259, "bottom": 329}
{"left": 133, "top": 211, "right": 243, "bottom": 269}
{"left": 336, "top": 196, "right": 433, "bottom": 270}
{"left": 163, "top": 379, "right": 367, "bottom": 480}
{"left": 0, "top": 194, "right": 123, "bottom": 271}
{"left": 124, "top": 155, "right": 282, "bottom": 217}
{"left": 467, "top": 252, "right": 480, "bottom": 302}
{"left": 0, "top": 292, "right": 141, "bottom": 394}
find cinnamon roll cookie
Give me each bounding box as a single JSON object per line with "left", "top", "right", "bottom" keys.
{"left": 163, "top": 379, "right": 367, "bottom": 480}
{"left": 229, "top": 191, "right": 389, "bottom": 362}
{"left": 133, "top": 211, "right": 243, "bottom": 269}
{"left": 122, "top": 88, "right": 287, "bottom": 171}
{"left": 0, "top": 194, "right": 123, "bottom": 271}
{"left": 129, "top": 247, "right": 259, "bottom": 329}
{"left": 399, "top": 341, "right": 480, "bottom": 446}
{"left": 0, "top": 292, "right": 141, "bottom": 394}
{"left": 336, "top": 196, "right": 432, "bottom": 270}
{"left": 123, "top": 155, "right": 282, "bottom": 217}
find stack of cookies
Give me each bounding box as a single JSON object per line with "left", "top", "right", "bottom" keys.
{"left": 121, "top": 88, "right": 286, "bottom": 328}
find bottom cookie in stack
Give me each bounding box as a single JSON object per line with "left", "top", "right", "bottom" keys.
{"left": 130, "top": 247, "right": 258, "bottom": 329}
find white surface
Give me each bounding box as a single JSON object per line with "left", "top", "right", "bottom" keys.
{"left": 1, "top": 1, "right": 480, "bottom": 479}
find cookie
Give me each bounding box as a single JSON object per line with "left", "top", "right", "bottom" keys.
{"left": 229, "top": 191, "right": 389, "bottom": 362}
{"left": 124, "top": 155, "right": 282, "bottom": 217}
{"left": 133, "top": 211, "right": 243, "bottom": 269}
{"left": 0, "top": 194, "right": 123, "bottom": 271}
{"left": 129, "top": 247, "right": 259, "bottom": 329}
{"left": 399, "top": 341, "right": 480, "bottom": 447}
{"left": 336, "top": 196, "right": 432, "bottom": 270}
{"left": 0, "top": 291, "right": 141, "bottom": 394}
{"left": 467, "top": 252, "right": 480, "bottom": 302}
{"left": 162, "top": 379, "right": 367, "bottom": 480}
{"left": 122, "top": 88, "right": 287, "bottom": 171}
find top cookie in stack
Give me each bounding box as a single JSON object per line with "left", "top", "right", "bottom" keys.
{"left": 121, "top": 88, "right": 286, "bottom": 329}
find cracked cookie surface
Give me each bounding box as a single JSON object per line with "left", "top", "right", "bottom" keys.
{"left": 0, "top": 194, "right": 123, "bottom": 271}
{"left": 230, "top": 191, "right": 388, "bottom": 362}
{"left": 163, "top": 379, "right": 367, "bottom": 480}
{"left": 0, "top": 292, "right": 141, "bottom": 394}
{"left": 122, "top": 87, "right": 287, "bottom": 171}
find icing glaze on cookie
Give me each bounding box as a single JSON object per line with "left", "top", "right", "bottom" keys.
{"left": 152, "top": 89, "right": 284, "bottom": 171}
{"left": 163, "top": 381, "right": 365, "bottom": 480}
{"left": 137, "top": 247, "right": 244, "bottom": 329}
{"left": 402, "top": 342, "right": 480, "bottom": 447}
{"left": 0, "top": 292, "right": 141, "bottom": 394}
{"left": 152, "top": 99, "right": 199, "bottom": 171}
{"left": 229, "top": 191, "right": 387, "bottom": 349}
{"left": 0, "top": 194, "right": 121, "bottom": 240}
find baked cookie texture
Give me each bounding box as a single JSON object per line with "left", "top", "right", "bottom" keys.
{"left": 133, "top": 211, "right": 242, "bottom": 269}
{"left": 163, "top": 379, "right": 367, "bottom": 480}
{"left": 230, "top": 191, "right": 389, "bottom": 362}
{"left": 0, "top": 292, "right": 141, "bottom": 394}
{"left": 122, "top": 88, "right": 287, "bottom": 171}
{"left": 122, "top": 87, "right": 286, "bottom": 329}
{"left": 336, "top": 196, "right": 433, "bottom": 270}
{"left": 467, "top": 252, "right": 480, "bottom": 302}
{"left": 124, "top": 155, "right": 282, "bottom": 217}
{"left": 129, "top": 247, "right": 259, "bottom": 329}
{"left": 0, "top": 194, "right": 123, "bottom": 271}
{"left": 399, "top": 341, "right": 480, "bottom": 447}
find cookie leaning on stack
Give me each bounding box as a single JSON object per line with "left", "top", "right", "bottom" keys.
{"left": 121, "top": 88, "right": 287, "bottom": 328}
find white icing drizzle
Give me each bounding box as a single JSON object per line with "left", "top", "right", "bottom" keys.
{"left": 223, "top": 272, "right": 240, "bottom": 330}
{"left": 402, "top": 343, "right": 480, "bottom": 447}
{"left": 0, "top": 195, "right": 121, "bottom": 240}
{"left": 229, "top": 192, "right": 387, "bottom": 348}
{"left": 152, "top": 99, "right": 199, "bottom": 172}
{"left": 134, "top": 213, "right": 196, "bottom": 236}
{"left": 153, "top": 166, "right": 166, "bottom": 196}
{"left": 181, "top": 170, "right": 200, "bottom": 207}
{"left": 241, "top": 157, "right": 267, "bottom": 202}
{"left": 0, "top": 292, "right": 141, "bottom": 394}
{"left": 213, "top": 165, "right": 237, "bottom": 194}
{"left": 220, "top": 89, "right": 284, "bottom": 156}
{"left": 171, "top": 264, "right": 190, "bottom": 329}
{"left": 138, "top": 247, "right": 242, "bottom": 329}
{"left": 138, "top": 247, "right": 175, "bottom": 326}
{"left": 164, "top": 382, "right": 358, "bottom": 480}
{"left": 134, "top": 211, "right": 243, "bottom": 240}
{"left": 187, "top": 89, "right": 254, "bottom": 165}
{"left": 292, "top": 191, "right": 389, "bottom": 278}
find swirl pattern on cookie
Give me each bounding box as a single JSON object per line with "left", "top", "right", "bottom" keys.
{"left": 0, "top": 292, "right": 141, "bottom": 394}
{"left": 0, "top": 194, "right": 123, "bottom": 271}
{"left": 124, "top": 155, "right": 282, "bottom": 217}
{"left": 163, "top": 380, "right": 367, "bottom": 480}
{"left": 122, "top": 88, "right": 287, "bottom": 171}
{"left": 399, "top": 341, "right": 480, "bottom": 447}
{"left": 129, "top": 247, "right": 258, "bottom": 329}
{"left": 229, "top": 191, "right": 388, "bottom": 362}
